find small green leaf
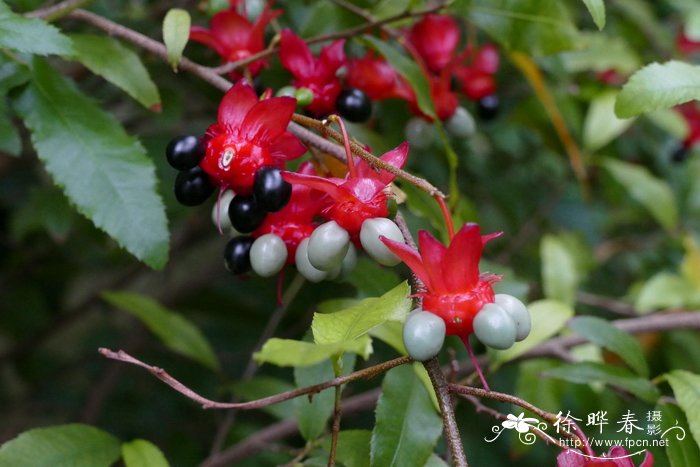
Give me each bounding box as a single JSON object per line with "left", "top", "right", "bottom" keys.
{"left": 541, "top": 235, "right": 579, "bottom": 306}
{"left": 0, "top": 2, "right": 72, "bottom": 56}
{"left": 370, "top": 365, "right": 443, "bottom": 467}
{"left": 569, "top": 316, "right": 649, "bottom": 377}
{"left": 162, "top": 9, "right": 191, "bottom": 70}
{"left": 542, "top": 362, "right": 660, "bottom": 402}
{"left": 615, "top": 61, "right": 700, "bottom": 118}
{"left": 635, "top": 272, "right": 697, "bottom": 313}
{"left": 665, "top": 370, "right": 700, "bottom": 450}
{"left": 493, "top": 299, "right": 574, "bottom": 364}
{"left": 14, "top": 58, "right": 169, "bottom": 269}
{"left": 582, "top": 0, "right": 606, "bottom": 29}
{"left": 66, "top": 34, "right": 161, "bottom": 111}
{"left": 602, "top": 158, "right": 678, "bottom": 232}
{"left": 324, "top": 430, "right": 371, "bottom": 467}
{"left": 121, "top": 439, "right": 169, "bottom": 467}
{"left": 658, "top": 401, "right": 700, "bottom": 467}
{"left": 560, "top": 33, "right": 640, "bottom": 74}
{"left": 583, "top": 91, "right": 635, "bottom": 152}
{"left": 253, "top": 336, "right": 372, "bottom": 367}
{"left": 0, "top": 423, "right": 121, "bottom": 467}
{"left": 312, "top": 281, "right": 411, "bottom": 345}
{"left": 102, "top": 291, "right": 220, "bottom": 372}
{"left": 361, "top": 35, "right": 436, "bottom": 119}
{"left": 231, "top": 377, "right": 296, "bottom": 420}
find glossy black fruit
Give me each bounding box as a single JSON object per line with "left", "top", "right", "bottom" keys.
{"left": 671, "top": 145, "right": 688, "bottom": 163}
{"left": 166, "top": 135, "right": 204, "bottom": 170}
{"left": 174, "top": 167, "right": 214, "bottom": 206}
{"left": 336, "top": 88, "right": 372, "bottom": 123}
{"left": 477, "top": 94, "right": 499, "bottom": 120}
{"left": 224, "top": 236, "right": 254, "bottom": 274}
{"left": 254, "top": 166, "right": 292, "bottom": 212}
{"left": 228, "top": 195, "right": 266, "bottom": 233}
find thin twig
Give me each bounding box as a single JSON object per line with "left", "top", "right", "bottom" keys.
{"left": 26, "top": 0, "right": 91, "bottom": 21}
{"left": 328, "top": 385, "right": 342, "bottom": 467}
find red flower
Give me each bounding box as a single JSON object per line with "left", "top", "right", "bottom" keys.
{"left": 279, "top": 30, "right": 346, "bottom": 116}
{"left": 190, "top": 1, "right": 281, "bottom": 78}
{"left": 283, "top": 143, "right": 409, "bottom": 236}
{"left": 557, "top": 447, "right": 653, "bottom": 467}
{"left": 381, "top": 223, "right": 501, "bottom": 336}
{"left": 200, "top": 80, "right": 306, "bottom": 194}
{"left": 346, "top": 53, "right": 407, "bottom": 101}
{"left": 677, "top": 30, "right": 700, "bottom": 56}
{"left": 254, "top": 162, "right": 329, "bottom": 261}
{"left": 453, "top": 44, "right": 500, "bottom": 101}
{"left": 407, "top": 14, "right": 461, "bottom": 75}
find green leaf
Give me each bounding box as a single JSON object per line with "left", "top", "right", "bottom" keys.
{"left": 493, "top": 299, "right": 574, "bottom": 365}
{"left": 635, "top": 272, "right": 697, "bottom": 313}
{"left": 369, "top": 321, "right": 406, "bottom": 354}
{"left": 253, "top": 336, "right": 372, "bottom": 367}
{"left": 602, "top": 158, "right": 678, "bottom": 232}
{"left": 162, "top": 9, "right": 190, "bottom": 70}
{"left": 346, "top": 256, "right": 401, "bottom": 297}
{"left": 569, "top": 316, "right": 649, "bottom": 377}
{"left": 10, "top": 186, "right": 75, "bottom": 241}
{"left": 582, "top": 0, "right": 606, "bottom": 29}
{"left": 456, "top": 0, "right": 579, "bottom": 56}
{"left": 0, "top": 2, "right": 72, "bottom": 55}
{"left": 615, "top": 61, "right": 700, "bottom": 118}
{"left": 0, "top": 97, "right": 20, "bottom": 156}
{"left": 0, "top": 423, "right": 121, "bottom": 467}
{"left": 66, "top": 34, "right": 161, "bottom": 111}
{"left": 658, "top": 402, "right": 700, "bottom": 467}
{"left": 559, "top": 33, "right": 640, "bottom": 74}
{"left": 322, "top": 430, "right": 371, "bottom": 467}
{"left": 583, "top": 91, "right": 635, "bottom": 152}
{"left": 646, "top": 107, "right": 689, "bottom": 139}
{"left": 542, "top": 362, "right": 660, "bottom": 402}
{"left": 665, "top": 370, "right": 700, "bottom": 450}
{"left": 424, "top": 454, "right": 449, "bottom": 467}
{"left": 541, "top": 235, "right": 579, "bottom": 306}
{"left": 231, "top": 377, "right": 296, "bottom": 420}
{"left": 102, "top": 291, "right": 219, "bottom": 372}
{"left": 361, "top": 35, "right": 436, "bottom": 119}
{"left": 13, "top": 58, "right": 169, "bottom": 269}
{"left": 370, "top": 365, "right": 442, "bottom": 467}
{"left": 413, "top": 362, "right": 440, "bottom": 412}
{"left": 121, "top": 439, "right": 169, "bottom": 467}
{"left": 312, "top": 281, "right": 411, "bottom": 345}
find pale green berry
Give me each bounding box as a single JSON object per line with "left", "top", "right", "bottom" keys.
{"left": 495, "top": 294, "right": 531, "bottom": 341}
{"left": 250, "top": 233, "right": 287, "bottom": 278}
{"left": 403, "top": 310, "right": 446, "bottom": 361}
{"left": 307, "top": 221, "right": 350, "bottom": 271}
{"left": 295, "top": 238, "right": 329, "bottom": 283}
{"left": 445, "top": 106, "right": 476, "bottom": 139}
{"left": 405, "top": 117, "right": 435, "bottom": 149}
{"left": 473, "top": 303, "right": 517, "bottom": 350}
{"left": 360, "top": 218, "right": 403, "bottom": 266}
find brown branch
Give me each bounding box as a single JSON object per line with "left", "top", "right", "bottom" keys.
{"left": 26, "top": 0, "right": 92, "bottom": 21}
{"left": 99, "top": 347, "right": 410, "bottom": 410}
{"left": 328, "top": 385, "right": 342, "bottom": 467}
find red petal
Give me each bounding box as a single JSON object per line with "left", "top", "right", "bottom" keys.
{"left": 356, "top": 142, "right": 409, "bottom": 186}
{"left": 283, "top": 171, "right": 345, "bottom": 201}
{"left": 444, "top": 223, "right": 482, "bottom": 291}
{"left": 249, "top": 5, "right": 282, "bottom": 49}
{"left": 190, "top": 27, "right": 228, "bottom": 57}
{"left": 639, "top": 450, "right": 654, "bottom": 467}
{"left": 209, "top": 10, "right": 253, "bottom": 55}
{"left": 318, "top": 39, "right": 346, "bottom": 80}
{"left": 408, "top": 15, "right": 460, "bottom": 74}
{"left": 218, "top": 80, "right": 259, "bottom": 130}
{"left": 380, "top": 236, "right": 433, "bottom": 290}
{"left": 269, "top": 131, "right": 307, "bottom": 164}
{"left": 474, "top": 44, "right": 500, "bottom": 74}
{"left": 418, "top": 230, "right": 448, "bottom": 293}
{"left": 555, "top": 449, "right": 586, "bottom": 467}
{"left": 242, "top": 96, "right": 296, "bottom": 145}
{"left": 279, "top": 30, "right": 315, "bottom": 80}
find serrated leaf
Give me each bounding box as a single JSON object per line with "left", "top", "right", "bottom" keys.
{"left": 569, "top": 316, "right": 649, "bottom": 377}
{"left": 658, "top": 402, "right": 700, "bottom": 467}
{"left": 493, "top": 299, "right": 574, "bottom": 365}
{"left": 13, "top": 58, "right": 169, "bottom": 269}
{"left": 369, "top": 321, "right": 406, "bottom": 354}
{"left": 0, "top": 423, "right": 121, "bottom": 467}
{"left": 66, "top": 34, "right": 161, "bottom": 111}
{"left": 582, "top": 0, "right": 605, "bottom": 29}
{"left": 361, "top": 35, "right": 436, "bottom": 119}
{"left": 370, "top": 365, "right": 442, "bottom": 467}
{"left": 541, "top": 235, "right": 579, "bottom": 306}
{"left": 542, "top": 362, "right": 660, "bottom": 402}
{"left": 615, "top": 61, "right": 700, "bottom": 118}
{"left": 413, "top": 362, "right": 439, "bottom": 412}
{"left": 312, "top": 281, "right": 411, "bottom": 345}
{"left": 253, "top": 336, "right": 372, "bottom": 367}
{"left": 102, "top": 291, "right": 219, "bottom": 372}
{"left": 635, "top": 272, "right": 697, "bottom": 313}
{"left": 583, "top": 91, "right": 635, "bottom": 152}
{"left": 0, "top": 2, "right": 72, "bottom": 56}
{"left": 121, "top": 439, "right": 169, "bottom": 467}
{"left": 602, "top": 158, "right": 678, "bottom": 232}
{"left": 162, "top": 9, "right": 190, "bottom": 70}
{"left": 231, "top": 377, "right": 296, "bottom": 420}
{"left": 665, "top": 370, "right": 700, "bottom": 449}
{"left": 0, "top": 97, "right": 20, "bottom": 156}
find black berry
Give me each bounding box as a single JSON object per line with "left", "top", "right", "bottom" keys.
{"left": 174, "top": 167, "right": 214, "bottom": 206}
{"left": 254, "top": 166, "right": 292, "bottom": 212}
{"left": 671, "top": 145, "right": 688, "bottom": 163}
{"left": 228, "top": 195, "right": 266, "bottom": 233}
{"left": 224, "top": 236, "right": 254, "bottom": 274}
{"left": 336, "top": 88, "right": 372, "bottom": 123}
{"left": 166, "top": 135, "right": 204, "bottom": 170}
{"left": 477, "top": 94, "right": 499, "bottom": 120}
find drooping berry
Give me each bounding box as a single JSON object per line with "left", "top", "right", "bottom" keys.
{"left": 405, "top": 117, "right": 435, "bottom": 150}
{"left": 361, "top": 218, "right": 403, "bottom": 266}
{"left": 174, "top": 167, "right": 215, "bottom": 206}
{"left": 250, "top": 233, "right": 288, "bottom": 277}
{"left": 403, "top": 309, "right": 446, "bottom": 361}
{"left": 336, "top": 88, "right": 372, "bottom": 123}
{"left": 445, "top": 106, "right": 476, "bottom": 139}
{"left": 307, "top": 221, "right": 350, "bottom": 271}
{"left": 477, "top": 94, "right": 499, "bottom": 120}
{"left": 254, "top": 166, "right": 292, "bottom": 212}
{"left": 166, "top": 135, "right": 205, "bottom": 170}
{"left": 494, "top": 294, "right": 530, "bottom": 342}
{"left": 224, "top": 236, "right": 254, "bottom": 274}
{"left": 472, "top": 303, "right": 516, "bottom": 350}
{"left": 228, "top": 195, "right": 266, "bottom": 233}
{"left": 295, "top": 237, "right": 330, "bottom": 283}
